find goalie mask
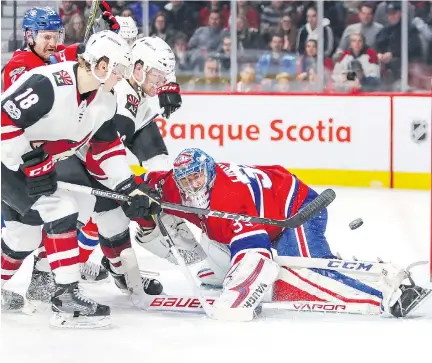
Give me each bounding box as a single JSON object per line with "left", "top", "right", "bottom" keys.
{"left": 173, "top": 149, "right": 216, "bottom": 209}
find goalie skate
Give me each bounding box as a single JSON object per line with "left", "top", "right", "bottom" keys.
{"left": 391, "top": 285, "right": 432, "bottom": 317}
{"left": 50, "top": 282, "right": 111, "bottom": 329}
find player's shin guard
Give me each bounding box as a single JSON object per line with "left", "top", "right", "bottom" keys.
{"left": 212, "top": 249, "right": 280, "bottom": 321}
{"left": 43, "top": 216, "right": 81, "bottom": 285}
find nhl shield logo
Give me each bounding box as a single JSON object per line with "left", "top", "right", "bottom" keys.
{"left": 411, "top": 120, "right": 428, "bottom": 143}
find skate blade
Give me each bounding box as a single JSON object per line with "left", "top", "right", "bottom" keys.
{"left": 49, "top": 313, "right": 111, "bottom": 329}
{"left": 404, "top": 289, "right": 432, "bottom": 317}
{"left": 80, "top": 276, "right": 110, "bottom": 284}
{"left": 139, "top": 269, "right": 160, "bottom": 277}
{"left": 22, "top": 299, "right": 51, "bottom": 315}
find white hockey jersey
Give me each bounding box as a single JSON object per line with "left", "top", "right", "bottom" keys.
{"left": 1, "top": 61, "right": 132, "bottom": 189}
{"left": 113, "top": 79, "right": 158, "bottom": 143}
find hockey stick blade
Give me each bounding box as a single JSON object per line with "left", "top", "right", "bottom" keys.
{"left": 284, "top": 188, "right": 336, "bottom": 227}
{"left": 57, "top": 183, "right": 335, "bottom": 229}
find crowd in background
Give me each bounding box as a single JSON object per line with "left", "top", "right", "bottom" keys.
{"left": 25, "top": 1, "right": 432, "bottom": 92}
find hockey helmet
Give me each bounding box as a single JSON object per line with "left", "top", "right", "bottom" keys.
{"left": 82, "top": 30, "right": 133, "bottom": 82}
{"left": 115, "top": 16, "right": 138, "bottom": 45}
{"left": 22, "top": 7, "right": 64, "bottom": 43}
{"left": 130, "top": 36, "right": 175, "bottom": 85}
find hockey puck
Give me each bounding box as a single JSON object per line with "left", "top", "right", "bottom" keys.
{"left": 349, "top": 218, "right": 363, "bottom": 230}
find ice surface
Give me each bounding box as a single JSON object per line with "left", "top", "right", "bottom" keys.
{"left": 1, "top": 187, "right": 431, "bottom": 363}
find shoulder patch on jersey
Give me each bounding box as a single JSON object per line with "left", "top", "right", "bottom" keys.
{"left": 52, "top": 70, "right": 73, "bottom": 86}
{"left": 9, "top": 66, "right": 26, "bottom": 77}
{"left": 9, "top": 66, "right": 26, "bottom": 84}
{"left": 125, "top": 94, "right": 139, "bottom": 118}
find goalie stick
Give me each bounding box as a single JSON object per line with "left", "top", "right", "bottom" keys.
{"left": 57, "top": 182, "right": 336, "bottom": 229}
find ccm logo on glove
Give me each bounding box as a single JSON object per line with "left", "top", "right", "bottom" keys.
{"left": 157, "top": 84, "right": 180, "bottom": 93}
{"left": 22, "top": 152, "right": 54, "bottom": 177}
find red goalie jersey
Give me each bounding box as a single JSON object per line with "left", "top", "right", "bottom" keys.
{"left": 142, "top": 163, "right": 310, "bottom": 257}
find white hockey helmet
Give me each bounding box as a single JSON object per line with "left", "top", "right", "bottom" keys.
{"left": 115, "top": 16, "right": 138, "bottom": 45}
{"left": 82, "top": 30, "right": 133, "bottom": 82}
{"left": 130, "top": 36, "right": 175, "bottom": 85}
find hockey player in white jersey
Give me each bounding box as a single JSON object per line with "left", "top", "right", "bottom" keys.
{"left": 1, "top": 30, "right": 162, "bottom": 328}
{"left": 82, "top": 35, "right": 205, "bottom": 289}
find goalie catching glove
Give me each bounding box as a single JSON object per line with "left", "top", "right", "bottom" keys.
{"left": 115, "top": 176, "right": 162, "bottom": 219}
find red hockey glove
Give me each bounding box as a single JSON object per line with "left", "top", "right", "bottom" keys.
{"left": 20, "top": 148, "right": 57, "bottom": 198}
{"left": 157, "top": 83, "right": 182, "bottom": 119}
{"left": 99, "top": 2, "right": 120, "bottom": 33}
{"left": 115, "top": 176, "right": 162, "bottom": 219}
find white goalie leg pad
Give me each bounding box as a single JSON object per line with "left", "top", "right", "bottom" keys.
{"left": 134, "top": 214, "right": 206, "bottom": 265}
{"left": 197, "top": 235, "right": 230, "bottom": 287}
{"left": 212, "top": 249, "right": 280, "bottom": 321}
{"left": 274, "top": 256, "right": 408, "bottom": 315}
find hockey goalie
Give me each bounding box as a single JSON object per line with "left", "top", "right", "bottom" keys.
{"left": 133, "top": 148, "right": 431, "bottom": 321}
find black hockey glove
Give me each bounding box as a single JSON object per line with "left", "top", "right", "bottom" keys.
{"left": 99, "top": 1, "right": 120, "bottom": 33}
{"left": 116, "top": 176, "right": 162, "bottom": 219}
{"left": 157, "top": 83, "right": 182, "bottom": 119}
{"left": 20, "top": 148, "right": 57, "bottom": 198}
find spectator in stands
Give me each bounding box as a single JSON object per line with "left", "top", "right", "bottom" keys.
{"left": 213, "top": 35, "right": 231, "bottom": 74}
{"left": 199, "top": 1, "right": 230, "bottom": 29}
{"left": 172, "top": 33, "right": 195, "bottom": 74}
{"left": 277, "top": 14, "right": 297, "bottom": 53}
{"left": 374, "top": 0, "right": 414, "bottom": 26}
{"left": 275, "top": 72, "right": 291, "bottom": 92}
{"left": 375, "top": 1, "right": 422, "bottom": 87}
{"left": 260, "top": 1, "right": 287, "bottom": 42}
{"left": 334, "top": 2, "right": 383, "bottom": 61}
{"left": 59, "top": 0, "right": 80, "bottom": 27}
{"left": 323, "top": 1, "right": 347, "bottom": 43}
{"left": 188, "top": 10, "right": 224, "bottom": 68}
{"left": 64, "top": 13, "right": 86, "bottom": 45}
{"left": 333, "top": 33, "right": 380, "bottom": 92}
{"left": 150, "top": 12, "right": 177, "bottom": 47}
{"left": 302, "top": 66, "right": 321, "bottom": 92}
{"left": 256, "top": 33, "right": 297, "bottom": 83}
{"left": 236, "top": 64, "right": 262, "bottom": 92}
{"left": 120, "top": 8, "right": 134, "bottom": 18}
{"left": 127, "top": 1, "right": 161, "bottom": 27}
{"left": 163, "top": 1, "right": 197, "bottom": 39}
{"left": 296, "top": 6, "right": 334, "bottom": 58}
{"left": 187, "top": 57, "right": 228, "bottom": 91}
{"left": 237, "top": 1, "right": 260, "bottom": 30}
{"left": 296, "top": 39, "right": 317, "bottom": 81}
{"left": 237, "top": 15, "right": 264, "bottom": 52}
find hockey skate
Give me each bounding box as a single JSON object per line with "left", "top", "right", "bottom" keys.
{"left": 50, "top": 282, "right": 111, "bottom": 328}
{"left": 80, "top": 260, "right": 109, "bottom": 283}
{"left": 1, "top": 289, "right": 24, "bottom": 311}
{"left": 101, "top": 256, "right": 163, "bottom": 295}
{"left": 26, "top": 256, "right": 56, "bottom": 304}
{"left": 390, "top": 268, "right": 432, "bottom": 318}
